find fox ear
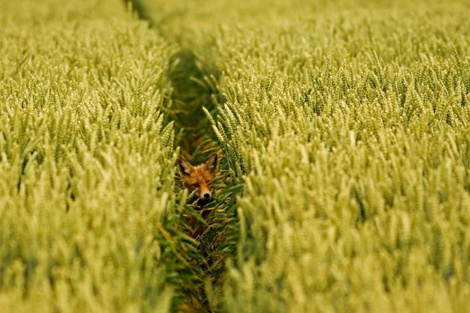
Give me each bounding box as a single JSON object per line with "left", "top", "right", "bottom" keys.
{"left": 178, "top": 158, "right": 192, "bottom": 177}
{"left": 204, "top": 153, "right": 218, "bottom": 173}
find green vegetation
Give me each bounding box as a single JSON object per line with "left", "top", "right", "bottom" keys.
{"left": 0, "top": 1, "right": 177, "bottom": 312}
{"left": 144, "top": 0, "right": 470, "bottom": 312}
{"left": 1, "top": 0, "right": 470, "bottom": 312}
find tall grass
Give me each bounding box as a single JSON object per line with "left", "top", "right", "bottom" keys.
{"left": 145, "top": 0, "right": 470, "bottom": 312}
{"left": 0, "top": 1, "right": 180, "bottom": 312}
{"left": 2, "top": 0, "right": 470, "bottom": 312}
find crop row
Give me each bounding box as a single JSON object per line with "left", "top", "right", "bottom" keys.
{"left": 144, "top": 0, "right": 470, "bottom": 312}
{"left": 0, "top": 1, "right": 181, "bottom": 312}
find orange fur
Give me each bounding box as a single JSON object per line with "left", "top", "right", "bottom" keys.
{"left": 178, "top": 153, "right": 218, "bottom": 201}
{"left": 178, "top": 153, "right": 219, "bottom": 237}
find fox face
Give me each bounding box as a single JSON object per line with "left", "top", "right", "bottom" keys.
{"left": 178, "top": 153, "right": 219, "bottom": 201}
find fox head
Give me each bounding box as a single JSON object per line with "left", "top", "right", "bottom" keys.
{"left": 178, "top": 153, "right": 219, "bottom": 201}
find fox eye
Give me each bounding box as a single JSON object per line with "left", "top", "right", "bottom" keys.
{"left": 191, "top": 183, "right": 199, "bottom": 188}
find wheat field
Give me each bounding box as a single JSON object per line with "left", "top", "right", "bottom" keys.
{"left": 1, "top": 0, "right": 469, "bottom": 312}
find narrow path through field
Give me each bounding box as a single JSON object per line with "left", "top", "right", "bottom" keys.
{"left": 123, "top": 1, "right": 239, "bottom": 312}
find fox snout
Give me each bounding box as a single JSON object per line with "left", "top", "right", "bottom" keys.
{"left": 178, "top": 153, "right": 219, "bottom": 202}
{"left": 199, "top": 187, "right": 211, "bottom": 200}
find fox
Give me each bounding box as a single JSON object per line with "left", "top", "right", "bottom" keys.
{"left": 178, "top": 153, "right": 219, "bottom": 237}
{"left": 178, "top": 153, "right": 219, "bottom": 204}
